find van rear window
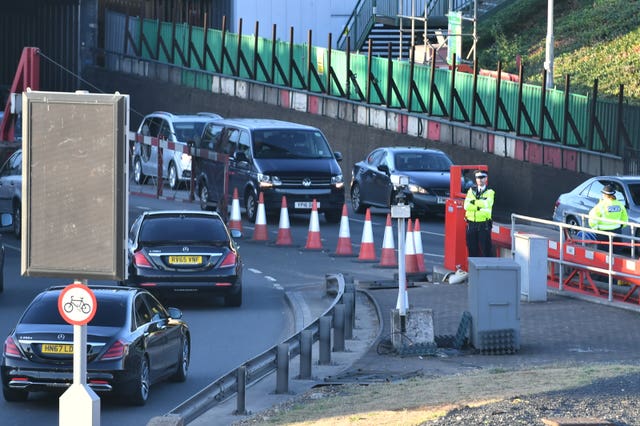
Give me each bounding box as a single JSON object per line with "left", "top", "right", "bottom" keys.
{"left": 252, "top": 130, "right": 333, "bottom": 159}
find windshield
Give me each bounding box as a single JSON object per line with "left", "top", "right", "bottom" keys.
{"left": 21, "top": 293, "right": 126, "bottom": 327}
{"left": 252, "top": 130, "right": 333, "bottom": 159}
{"left": 139, "top": 215, "right": 229, "bottom": 244}
{"left": 393, "top": 152, "right": 453, "bottom": 172}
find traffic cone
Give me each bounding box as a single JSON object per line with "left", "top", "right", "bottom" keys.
{"left": 405, "top": 219, "right": 418, "bottom": 273}
{"left": 378, "top": 213, "right": 397, "bottom": 268}
{"left": 229, "top": 187, "right": 242, "bottom": 233}
{"left": 304, "top": 199, "right": 323, "bottom": 250}
{"left": 333, "top": 204, "right": 354, "bottom": 256}
{"left": 275, "top": 196, "right": 294, "bottom": 246}
{"left": 357, "top": 208, "right": 377, "bottom": 262}
{"left": 252, "top": 192, "right": 268, "bottom": 241}
{"left": 413, "top": 218, "right": 426, "bottom": 272}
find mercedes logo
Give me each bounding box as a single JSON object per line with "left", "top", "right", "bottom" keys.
{"left": 57, "top": 334, "right": 66, "bottom": 340}
{"left": 302, "top": 178, "right": 312, "bottom": 187}
{"left": 182, "top": 247, "right": 190, "bottom": 252}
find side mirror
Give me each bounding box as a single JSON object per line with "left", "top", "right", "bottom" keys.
{"left": 230, "top": 229, "right": 242, "bottom": 239}
{"left": 378, "top": 164, "right": 390, "bottom": 174}
{"left": 334, "top": 151, "right": 343, "bottom": 162}
{"left": 0, "top": 213, "right": 12, "bottom": 228}
{"left": 167, "top": 307, "right": 183, "bottom": 320}
{"left": 235, "top": 151, "right": 248, "bottom": 162}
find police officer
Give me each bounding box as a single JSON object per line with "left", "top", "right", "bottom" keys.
{"left": 588, "top": 184, "right": 628, "bottom": 254}
{"left": 464, "top": 170, "right": 495, "bottom": 257}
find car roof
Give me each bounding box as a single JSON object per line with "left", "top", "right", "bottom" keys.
{"left": 210, "top": 118, "right": 319, "bottom": 131}
{"left": 591, "top": 175, "right": 640, "bottom": 183}
{"left": 146, "top": 111, "right": 222, "bottom": 123}
{"left": 380, "top": 146, "right": 449, "bottom": 155}
{"left": 140, "top": 210, "right": 223, "bottom": 219}
{"left": 45, "top": 284, "right": 138, "bottom": 295}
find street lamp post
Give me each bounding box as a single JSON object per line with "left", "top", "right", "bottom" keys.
{"left": 544, "top": 0, "right": 554, "bottom": 89}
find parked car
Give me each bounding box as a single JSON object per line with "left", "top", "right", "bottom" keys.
{"left": 1, "top": 285, "right": 190, "bottom": 405}
{"left": 126, "top": 210, "right": 243, "bottom": 306}
{"left": 0, "top": 148, "right": 22, "bottom": 238}
{"left": 133, "top": 112, "right": 222, "bottom": 189}
{"left": 194, "top": 118, "right": 345, "bottom": 223}
{"left": 350, "top": 146, "right": 455, "bottom": 216}
{"left": 552, "top": 175, "right": 640, "bottom": 237}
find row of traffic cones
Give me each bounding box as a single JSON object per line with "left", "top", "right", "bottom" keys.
{"left": 227, "top": 188, "right": 426, "bottom": 272}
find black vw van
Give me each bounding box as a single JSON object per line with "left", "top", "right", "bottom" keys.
{"left": 194, "top": 118, "right": 345, "bottom": 223}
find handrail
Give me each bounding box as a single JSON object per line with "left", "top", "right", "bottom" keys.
{"left": 165, "top": 273, "right": 347, "bottom": 423}
{"left": 509, "top": 213, "right": 640, "bottom": 304}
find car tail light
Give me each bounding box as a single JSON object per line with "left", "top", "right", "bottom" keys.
{"left": 219, "top": 251, "right": 236, "bottom": 268}
{"left": 4, "top": 336, "right": 23, "bottom": 359}
{"left": 101, "top": 340, "right": 128, "bottom": 360}
{"left": 133, "top": 251, "right": 153, "bottom": 268}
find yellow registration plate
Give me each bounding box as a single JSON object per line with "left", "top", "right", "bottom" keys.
{"left": 168, "top": 255, "right": 202, "bottom": 265}
{"left": 41, "top": 344, "right": 73, "bottom": 354}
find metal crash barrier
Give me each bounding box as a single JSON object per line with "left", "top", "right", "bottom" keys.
{"left": 148, "top": 273, "right": 354, "bottom": 425}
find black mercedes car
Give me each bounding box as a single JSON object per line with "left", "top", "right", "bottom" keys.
{"left": 2, "top": 286, "right": 190, "bottom": 405}
{"left": 126, "top": 210, "right": 243, "bottom": 307}
{"left": 350, "top": 147, "right": 455, "bottom": 216}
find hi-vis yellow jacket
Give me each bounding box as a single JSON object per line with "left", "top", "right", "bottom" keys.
{"left": 464, "top": 186, "right": 495, "bottom": 222}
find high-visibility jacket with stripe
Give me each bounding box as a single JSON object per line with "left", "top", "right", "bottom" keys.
{"left": 588, "top": 198, "right": 628, "bottom": 231}
{"left": 464, "top": 186, "right": 495, "bottom": 222}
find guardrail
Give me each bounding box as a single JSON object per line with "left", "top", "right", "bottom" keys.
{"left": 148, "top": 273, "right": 355, "bottom": 425}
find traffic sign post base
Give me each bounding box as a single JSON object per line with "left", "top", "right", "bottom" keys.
{"left": 60, "top": 383, "right": 100, "bottom": 426}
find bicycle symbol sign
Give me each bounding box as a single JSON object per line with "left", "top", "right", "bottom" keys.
{"left": 57, "top": 283, "right": 97, "bottom": 325}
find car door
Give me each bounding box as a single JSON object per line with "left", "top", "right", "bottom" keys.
{"left": 134, "top": 294, "right": 168, "bottom": 379}
{"left": 368, "top": 150, "right": 393, "bottom": 207}
{"left": 197, "top": 123, "right": 227, "bottom": 206}
{"left": 356, "top": 149, "right": 384, "bottom": 207}
{"left": 0, "top": 150, "right": 21, "bottom": 214}
{"left": 156, "top": 118, "right": 173, "bottom": 179}
{"left": 143, "top": 293, "right": 180, "bottom": 374}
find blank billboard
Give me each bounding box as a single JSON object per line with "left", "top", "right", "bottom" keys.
{"left": 22, "top": 90, "right": 128, "bottom": 280}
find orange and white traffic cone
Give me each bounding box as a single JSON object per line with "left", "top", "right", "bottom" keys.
{"left": 229, "top": 187, "right": 242, "bottom": 233}
{"left": 378, "top": 213, "right": 397, "bottom": 268}
{"left": 252, "top": 192, "right": 268, "bottom": 241}
{"left": 333, "top": 204, "right": 354, "bottom": 256}
{"left": 304, "top": 199, "right": 323, "bottom": 250}
{"left": 275, "top": 196, "right": 294, "bottom": 246}
{"left": 413, "top": 218, "right": 425, "bottom": 272}
{"left": 357, "top": 208, "right": 377, "bottom": 262}
{"left": 405, "top": 219, "right": 418, "bottom": 274}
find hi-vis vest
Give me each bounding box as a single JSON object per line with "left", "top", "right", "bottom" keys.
{"left": 588, "top": 198, "right": 628, "bottom": 231}
{"left": 464, "top": 186, "right": 495, "bottom": 222}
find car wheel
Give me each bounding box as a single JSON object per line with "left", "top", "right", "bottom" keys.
{"left": 225, "top": 288, "right": 242, "bottom": 307}
{"left": 2, "top": 384, "right": 28, "bottom": 402}
{"left": 129, "top": 356, "right": 150, "bottom": 406}
{"left": 324, "top": 209, "right": 342, "bottom": 223}
{"left": 171, "top": 337, "right": 190, "bottom": 382}
{"left": 245, "top": 190, "right": 258, "bottom": 223}
{"left": 13, "top": 203, "right": 21, "bottom": 240}
{"left": 565, "top": 216, "right": 581, "bottom": 238}
{"left": 199, "top": 183, "right": 213, "bottom": 211}
{"left": 351, "top": 184, "right": 366, "bottom": 214}
{"left": 168, "top": 163, "right": 178, "bottom": 190}
{"left": 133, "top": 157, "right": 145, "bottom": 184}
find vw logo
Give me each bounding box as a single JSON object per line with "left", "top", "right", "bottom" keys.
{"left": 57, "top": 334, "right": 66, "bottom": 340}
{"left": 302, "top": 178, "right": 312, "bottom": 187}
{"left": 182, "top": 247, "right": 190, "bottom": 252}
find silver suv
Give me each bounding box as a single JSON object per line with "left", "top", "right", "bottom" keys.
{"left": 133, "top": 112, "right": 222, "bottom": 189}
{"left": 0, "top": 148, "right": 22, "bottom": 238}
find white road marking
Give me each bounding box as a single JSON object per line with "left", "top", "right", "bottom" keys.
{"left": 273, "top": 284, "right": 283, "bottom": 290}
{"left": 248, "top": 268, "right": 262, "bottom": 274}
{"left": 265, "top": 276, "right": 277, "bottom": 282}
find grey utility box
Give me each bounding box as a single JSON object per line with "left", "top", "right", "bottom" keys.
{"left": 467, "top": 257, "right": 521, "bottom": 352}
{"left": 514, "top": 233, "right": 548, "bottom": 302}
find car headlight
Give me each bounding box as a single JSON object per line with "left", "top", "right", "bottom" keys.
{"left": 257, "top": 173, "right": 281, "bottom": 187}
{"left": 408, "top": 183, "right": 427, "bottom": 194}
{"left": 332, "top": 174, "right": 344, "bottom": 188}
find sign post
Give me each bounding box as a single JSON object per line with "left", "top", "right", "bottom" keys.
{"left": 58, "top": 281, "right": 100, "bottom": 426}
{"left": 390, "top": 175, "right": 411, "bottom": 318}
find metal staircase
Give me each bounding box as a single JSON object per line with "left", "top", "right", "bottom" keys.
{"left": 337, "top": 0, "right": 510, "bottom": 60}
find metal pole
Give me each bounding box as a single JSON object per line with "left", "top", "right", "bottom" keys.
{"left": 544, "top": 0, "right": 554, "bottom": 88}
{"left": 396, "top": 217, "right": 407, "bottom": 315}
